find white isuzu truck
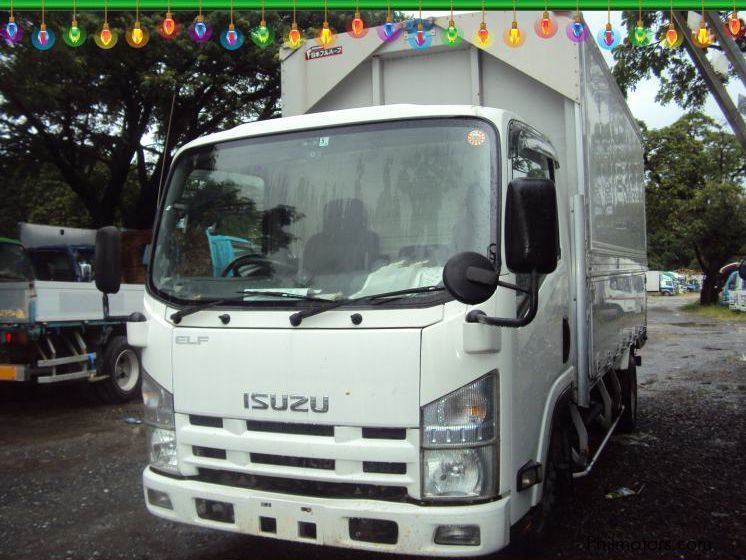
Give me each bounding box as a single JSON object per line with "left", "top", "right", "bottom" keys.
{"left": 97, "top": 10, "right": 647, "bottom": 555}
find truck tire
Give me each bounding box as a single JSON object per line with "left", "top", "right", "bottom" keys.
{"left": 618, "top": 354, "right": 638, "bottom": 433}
{"left": 95, "top": 336, "right": 142, "bottom": 404}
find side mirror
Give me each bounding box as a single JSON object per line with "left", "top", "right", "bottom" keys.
{"left": 443, "top": 252, "right": 498, "bottom": 305}
{"left": 505, "top": 177, "right": 559, "bottom": 274}
{"left": 95, "top": 226, "right": 121, "bottom": 295}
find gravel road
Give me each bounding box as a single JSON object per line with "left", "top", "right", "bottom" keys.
{"left": 1, "top": 295, "right": 744, "bottom": 560}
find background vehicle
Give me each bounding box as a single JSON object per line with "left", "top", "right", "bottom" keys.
{"left": 105, "top": 12, "right": 646, "bottom": 556}
{"left": 721, "top": 270, "right": 738, "bottom": 306}
{"left": 0, "top": 223, "right": 147, "bottom": 402}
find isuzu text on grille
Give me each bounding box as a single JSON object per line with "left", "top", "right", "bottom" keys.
{"left": 244, "top": 393, "right": 330, "bottom": 413}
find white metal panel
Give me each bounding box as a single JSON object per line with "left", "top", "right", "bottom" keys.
{"left": 33, "top": 281, "right": 143, "bottom": 322}
{"left": 172, "top": 327, "right": 422, "bottom": 427}
{"left": 280, "top": 11, "right": 581, "bottom": 118}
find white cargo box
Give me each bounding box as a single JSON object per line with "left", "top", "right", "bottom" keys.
{"left": 280, "top": 10, "right": 647, "bottom": 401}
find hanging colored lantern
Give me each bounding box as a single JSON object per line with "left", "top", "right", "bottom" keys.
{"left": 692, "top": 19, "right": 712, "bottom": 48}
{"left": 2, "top": 15, "right": 23, "bottom": 45}
{"left": 94, "top": 22, "right": 118, "bottom": 49}
{"left": 158, "top": 9, "right": 180, "bottom": 40}
{"left": 189, "top": 15, "right": 212, "bottom": 43}
{"left": 597, "top": 22, "right": 620, "bottom": 50}
{"left": 347, "top": 2, "right": 369, "bottom": 39}
{"left": 503, "top": 19, "right": 525, "bottom": 48}
{"left": 566, "top": 13, "right": 588, "bottom": 43}
{"left": 377, "top": 16, "right": 401, "bottom": 42}
{"left": 251, "top": 20, "right": 274, "bottom": 48}
{"left": 126, "top": 21, "right": 150, "bottom": 47}
{"left": 406, "top": 18, "right": 432, "bottom": 50}
{"left": 32, "top": 22, "right": 56, "bottom": 50}
{"left": 63, "top": 18, "right": 86, "bottom": 47}
{"left": 442, "top": 18, "right": 462, "bottom": 47}
{"left": 220, "top": 23, "right": 245, "bottom": 50}
{"left": 725, "top": 11, "right": 744, "bottom": 38}
{"left": 474, "top": 20, "right": 493, "bottom": 49}
{"left": 660, "top": 22, "right": 682, "bottom": 49}
{"left": 534, "top": 10, "right": 557, "bottom": 39}
{"left": 284, "top": 0, "right": 303, "bottom": 49}
{"left": 285, "top": 21, "right": 303, "bottom": 49}
{"left": 630, "top": 19, "right": 652, "bottom": 47}
{"left": 316, "top": 21, "right": 335, "bottom": 47}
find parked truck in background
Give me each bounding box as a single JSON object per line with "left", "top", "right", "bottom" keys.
{"left": 97, "top": 11, "right": 647, "bottom": 555}
{"left": 0, "top": 223, "right": 147, "bottom": 402}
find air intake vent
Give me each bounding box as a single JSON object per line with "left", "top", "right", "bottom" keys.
{"left": 250, "top": 453, "right": 334, "bottom": 470}
{"left": 363, "top": 461, "right": 406, "bottom": 475}
{"left": 189, "top": 415, "right": 223, "bottom": 428}
{"left": 246, "top": 420, "right": 333, "bottom": 437}
{"left": 193, "top": 446, "right": 227, "bottom": 460}
{"left": 362, "top": 427, "right": 406, "bottom": 440}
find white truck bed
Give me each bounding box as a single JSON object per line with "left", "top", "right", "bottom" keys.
{"left": 0, "top": 281, "right": 144, "bottom": 324}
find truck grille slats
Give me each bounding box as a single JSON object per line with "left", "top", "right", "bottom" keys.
{"left": 250, "top": 453, "right": 335, "bottom": 470}
{"left": 195, "top": 468, "right": 409, "bottom": 501}
{"left": 246, "top": 420, "right": 333, "bottom": 437}
{"left": 176, "top": 414, "right": 420, "bottom": 499}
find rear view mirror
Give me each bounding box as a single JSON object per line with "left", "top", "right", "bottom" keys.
{"left": 95, "top": 227, "right": 121, "bottom": 295}
{"left": 739, "top": 260, "right": 746, "bottom": 281}
{"left": 504, "top": 177, "right": 559, "bottom": 274}
{"left": 443, "top": 252, "right": 499, "bottom": 305}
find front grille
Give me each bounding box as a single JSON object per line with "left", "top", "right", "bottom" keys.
{"left": 363, "top": 461, "right": 407, "bottom": 475}
{"left": 250, "top": 453, "right": 334, "bottom": 470}
{"left": 193, "top": 446, "right": 227, "bottom": 460}
{"left": 362, "top": 427, "right": 406, "bottom": 440}
{"left": 195, "top": 468, "right": 409, "bottom": 501}
{"left": 190, "top": 415, "right": 223, "bottom": 428}
{"left": 246, "top": 420, "right": 333, "bottom": 437}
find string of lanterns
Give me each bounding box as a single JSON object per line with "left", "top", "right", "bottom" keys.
{"left": 1, "top": 0, "right": 744, "bottom": 52}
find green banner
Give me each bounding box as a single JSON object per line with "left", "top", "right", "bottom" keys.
{"left": 1, "top": 2, "right": 741, "bottom": 10}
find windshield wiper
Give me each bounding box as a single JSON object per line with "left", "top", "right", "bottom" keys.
{"left": 170, "top": 291, "right": 331, "bottom": 324}
{"left": 289, "top": 285, "right": 445, "bottom": 326}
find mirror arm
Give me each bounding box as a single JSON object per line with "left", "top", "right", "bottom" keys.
{"left": 466, "top": 271, "right": 538, "bottom": 328}
{"left": 102, "top": 293, "right": 110, "bottom": 320}
{"left": 496, "top": 279, "right": 531, "bottom": 295}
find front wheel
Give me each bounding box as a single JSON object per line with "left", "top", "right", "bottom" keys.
{"left": 95, "top": 336, "right": 142, "bottom": 404}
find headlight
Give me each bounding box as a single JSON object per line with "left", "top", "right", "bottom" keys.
{"left": 142, "top": 372, "right": 174, "bottom": 428}
{"left": 421, "top": 374, "right": 498, "bottom": 501}
{"left": 142, "top": 372, "right": 178, "bottom": 474}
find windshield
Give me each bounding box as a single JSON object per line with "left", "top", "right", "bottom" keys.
{"left": 151, "top": 118, "right": 496, "bottom": 305}
{"left": 0, "top": 242, "right": 34, "bottom": 281}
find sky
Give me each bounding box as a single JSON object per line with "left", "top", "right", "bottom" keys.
{"left": 421, "top": 10, "right": 746, "bottom": 131}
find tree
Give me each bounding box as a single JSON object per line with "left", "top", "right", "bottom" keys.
{"left": 0, "top": 10, "right": 389, "bottom": 231}
{"left": 612, "top": 11, "right": 746, "bottom": 147}
{"left": 643, "top": 112, "right": 746, "bottom": 304}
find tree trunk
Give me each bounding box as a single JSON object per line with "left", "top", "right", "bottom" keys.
{"left": 699, "top": 269, "right": 720, "bottom": 305}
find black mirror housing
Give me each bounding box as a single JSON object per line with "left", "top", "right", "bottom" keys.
{"left": 443, "top": 252, "right": 499, "bottom": 305}
{"left": 95, "top": 226, "right": 121, "bottom": 295}
{"left": 505, "top": 177, "right": 559, "bottom": 275}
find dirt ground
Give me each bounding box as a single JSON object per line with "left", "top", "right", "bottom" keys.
{"left": 1, "top": 295, "right": 744, "bottom": 560}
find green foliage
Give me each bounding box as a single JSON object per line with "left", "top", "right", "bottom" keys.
{"left": 612, "top": 11, "right": 745, "bottom": 110}
{"left": 643, "top": 112, "right": 746, "bottom": 303}
{"left": 0, "top": 10, "right": 391, "bottom": 233}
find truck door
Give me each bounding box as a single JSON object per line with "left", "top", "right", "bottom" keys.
{"left": 508, "top": 122, "right": 571, "bottom": 516}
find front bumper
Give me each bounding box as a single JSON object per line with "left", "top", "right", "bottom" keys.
{"left": 143, "top": 467, "right": 510, "bottom": 556}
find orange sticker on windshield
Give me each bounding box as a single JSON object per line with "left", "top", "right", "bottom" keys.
{"left": 467, "top": 129, "right": 487, "bottom": 146}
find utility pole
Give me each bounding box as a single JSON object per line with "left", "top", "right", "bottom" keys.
{"left": 672, "top": 11, "right": 746, "bottom": 152}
